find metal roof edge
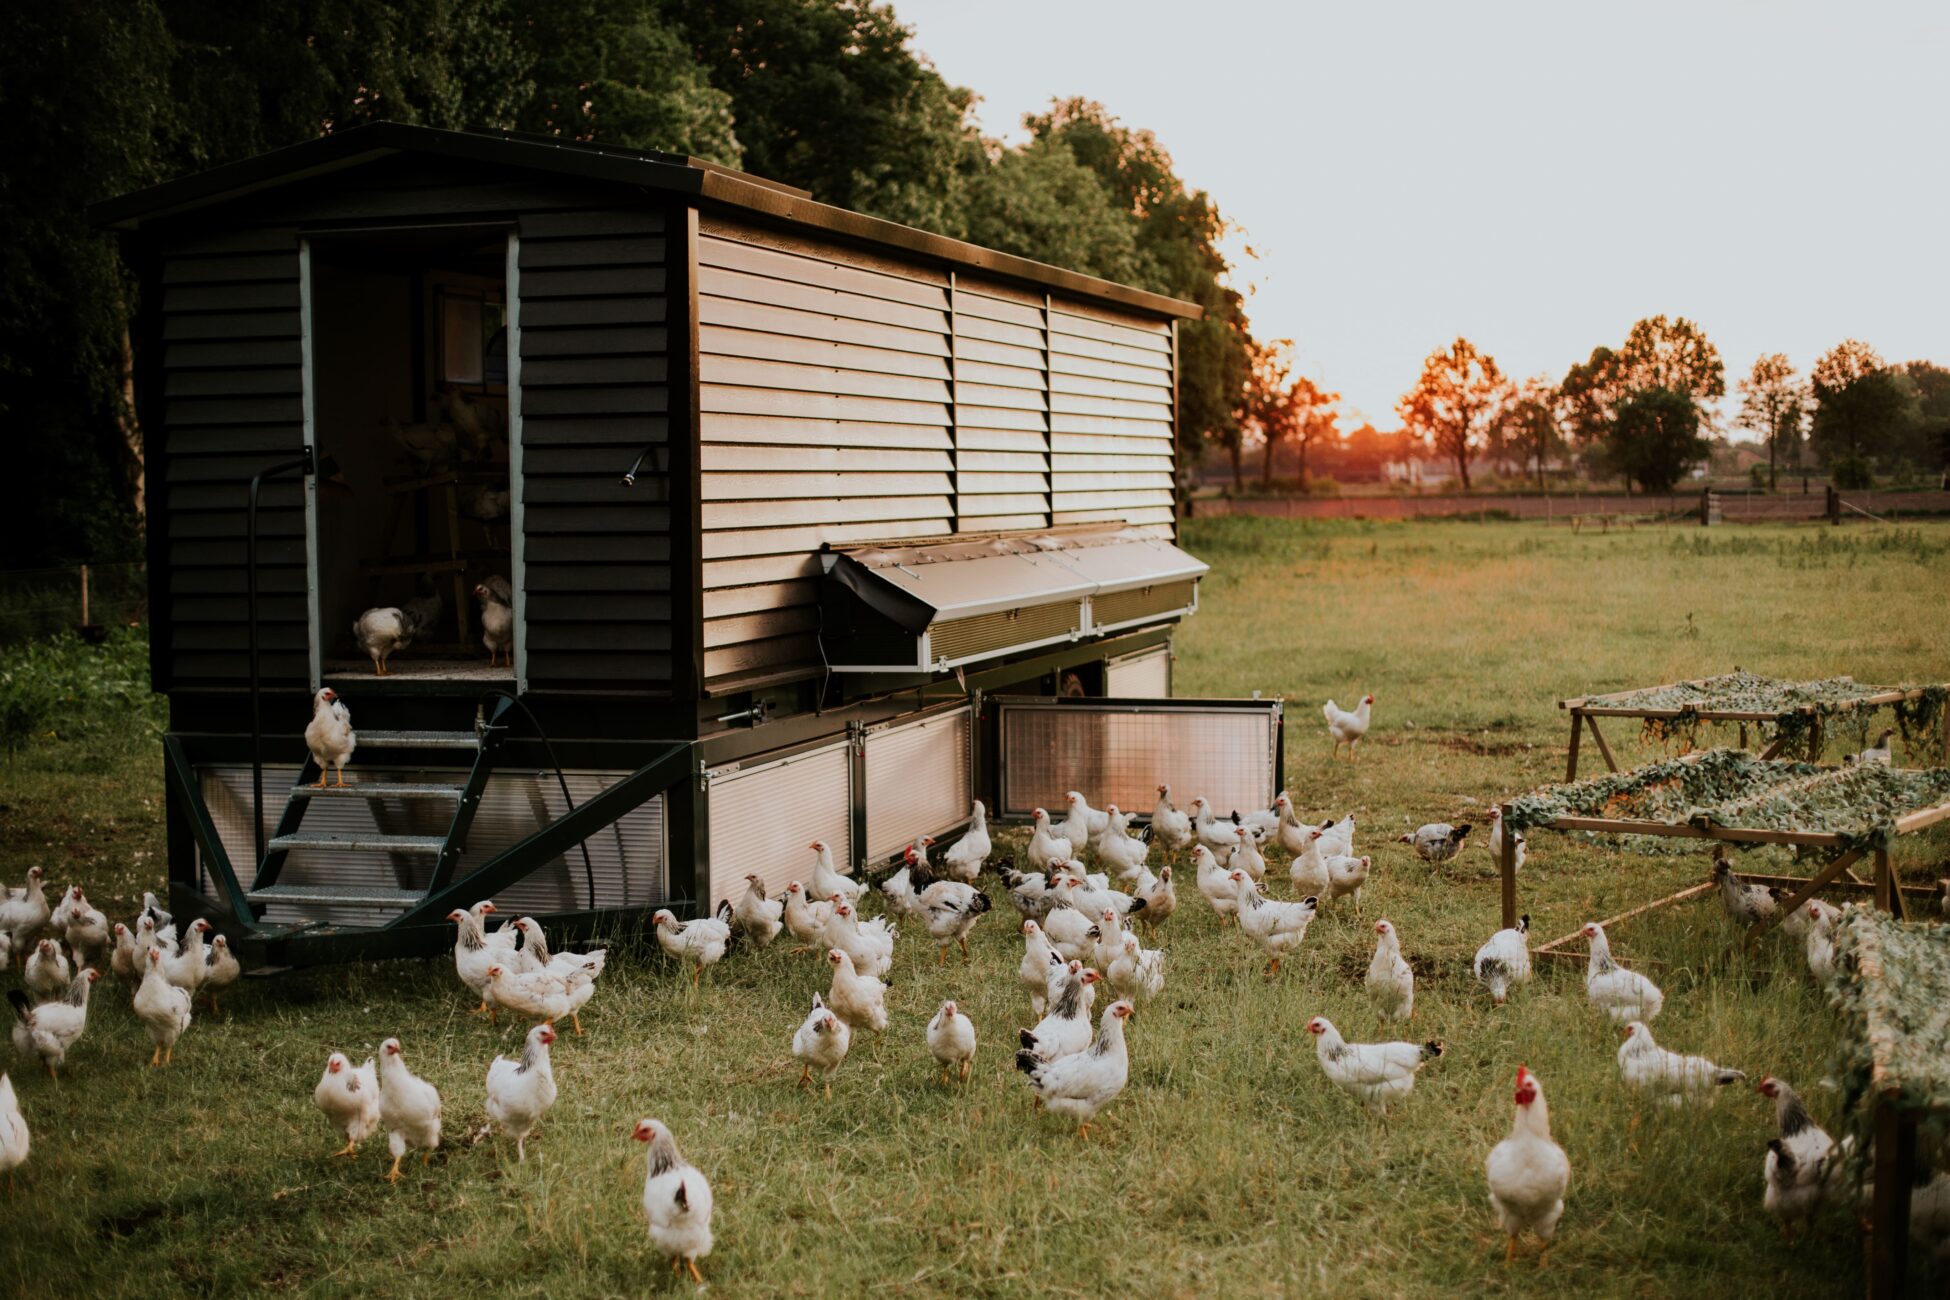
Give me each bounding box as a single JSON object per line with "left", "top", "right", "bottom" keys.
{"left": 90, "top": 123, "right": 1203, "bottom": 321}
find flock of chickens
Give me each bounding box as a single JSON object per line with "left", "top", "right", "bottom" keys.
{"left": 6, "top": 690, "right": 1947, "bottom": 1282}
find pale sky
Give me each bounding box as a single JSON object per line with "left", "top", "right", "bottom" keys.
{"left": 894, "top": 0, "right": 1948, "bottom": 431}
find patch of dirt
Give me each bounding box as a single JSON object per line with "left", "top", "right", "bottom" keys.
{"left": 96, "top": 1201, "right": 173, "bottom": 1241}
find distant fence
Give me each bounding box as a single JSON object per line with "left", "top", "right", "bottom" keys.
{"left": 0, "top": 563, "right": 146, "bottom": 645}
{"left": 1192, "top": 489, "right": 1950, "bottom": 524}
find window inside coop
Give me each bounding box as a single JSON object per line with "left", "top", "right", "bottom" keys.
{"left": 308, "top": 227, "right": 518, "bottom": 683}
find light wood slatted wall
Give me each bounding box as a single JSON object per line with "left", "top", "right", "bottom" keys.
{"left": 697, "top": 219, "right": 1177, "bottom": 688}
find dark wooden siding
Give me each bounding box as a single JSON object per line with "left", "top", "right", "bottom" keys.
{"left": 516, "top": 206, "right": 675, "bottom": 691}
{"left": 158, "top": 227, "right": 308, "bottom": 687}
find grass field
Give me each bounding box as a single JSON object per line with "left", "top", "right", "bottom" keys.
{"left": 3, "top": 519, "right": 1948, "bottom": 1297}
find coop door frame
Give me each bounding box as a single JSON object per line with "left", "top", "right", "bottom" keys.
{"left": 990, "top": 694, "right": 1284, "bottom": 825}
{"left": 296, "top": 230, "right": 527, "bottom": 691}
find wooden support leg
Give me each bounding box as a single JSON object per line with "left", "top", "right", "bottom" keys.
{"left": 1499, "top": 803, "right": 1518, "bottom": 930}
{"left": 1757, "top": 733, "right": 1791, "bottom": 761}
{"left": 1565, "top": 712, "right": 1584, "bottom": 782}
{"left": 1874, "top": 848, "right": 1898, "bottom": 916}
{"left": 1748, "top": 849, "right": 1863, "bottom": 947}
{"left": 1585, "top": 717, "right": 1619, "bottom": 773}
{"left": 1869, "top": 1097, "right": 1915, "bottom": 1300}
{"left": 1809, "top": 718, "right": 1823, "bottom": 762}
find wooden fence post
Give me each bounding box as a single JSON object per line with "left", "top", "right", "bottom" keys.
{"left": 1499, "top": 802, "right": 1518, "bottom": 930}
{"left": 79, "top": 563, "right": 90, "bottom": 626}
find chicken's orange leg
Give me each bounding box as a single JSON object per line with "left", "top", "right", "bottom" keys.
{"left": 162, "top": 1045, "right": 173, "bottom": 1066}
{"left": 331, "top": 1139, "right": 359, "bottom": 1158}
{"left": 1076, "top": 1122, "right": 1092, "bottom": 1140}
{"left": 691, "top": 963, "right": 701, "bottom": 990}
{"left": 149, "top": 1046, "right": 161, "bottom": 1068}
{"left": 1267, "top": 957, "right": 1282, "bottom": 977}
{"left": 797, "top": 1065, "right": 811, "bottom": 1089}
{"left": 471, "top": 999, "right": 490, "bottom": 1016}
{"left": 311, "top": 770, "right": 328, "bottom": 789}
{"left": 936, "top": 946, "right": 946, "bottom": 967}
{"left": 686, "top": 1259, "right": 703, "bottom": 1284}
{"left": 959, "top": 934, "right": 970, "bottom": 960}
{"left": 421, "top": 1149, "right": 431, "bottom": 1166}
{"left": 823, "top": 1081, "right": 831, "bottom": 1099}
{"left": 1536, "top": 1247, "right": 1549, "bottom": 1268}
{"left": 571, "top": 1011, "right": 584, "bottom": 1036}
{"left": 959, "top": 1058, "right": 970, "bottom": 1082}
{"left": 335, "top": 765, "right": 348, "bottom": 787}
{"left": 386, "top": 1155, "right": 403, "bottom": 1183}
{"left": 1504, "top": 1236, "right": 1518, "bottom": 1265}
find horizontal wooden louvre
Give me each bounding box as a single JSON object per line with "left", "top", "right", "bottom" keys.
{"left": 1046, "top": 301, "right": 1176, "bottom": 528}
{"left": 517, "top": 204, "right": 674, "bottom": 691}
{"left": 695, "top": 221, "right": 1180, "bottom": 689}
{"left": 698, "top": 224, "right": 954, "bottom": 685}
{"left": 159, "top": 230, "right": 308, "bottom": 688}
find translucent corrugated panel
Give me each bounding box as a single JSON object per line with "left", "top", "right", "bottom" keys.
{"left": 996, "top": 699, "right": 1278, "bottom": 825}
{"left": 864, "top": 707, "right": 972, "bottom": 860}
{"left": 1106, "top": 648, "right": 1171, "bottom": 698}
{"left": 197, "top": 765, "right": 667, "bottom": 927}
{"left": 706, "top": 741, "right": 852, "bottom": 908}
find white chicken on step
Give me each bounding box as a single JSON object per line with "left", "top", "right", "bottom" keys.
{"left": 304, "top": 687, "right": 356, "bottom": 787}
{"left": 313, "top": 1052, "right": 380, "bottom": 1157}
{"left": 1307, "top": 1016, "right": 1442, "bottom": 1116}
{"left": 1474, "top": 915, "right": 1532, "bottom": 1006}
{"left": 1581, "top": 922, "right": 1663, "bottom": 1023}
{"left": 1616, "top": 1021, "right": 1744, "bottom": 1104}
{"left": 1366, "top": 919, "right": 1414, "bottom": 1021}
{"left": 376, "top": 1036, "right": 442, "bottom": 1182}
{"left": 473, "top": 576, "right": 514, "bottom": 669}
{"left": 1323, "top": 693, "right": 1374, "bottom": 759}
{"left": 1486, "top": 1066, "right": 1570, "bottom": 1264}
{"left": 486, "top": 1021, "right": 558, "bottom": 1162}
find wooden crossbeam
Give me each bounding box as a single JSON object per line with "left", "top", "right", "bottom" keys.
{"left": 1743, "top": 849, "right": 1864, "bottom": 947}
{"left": 1533, "top": 881, "right": 1716, "bottom": 957}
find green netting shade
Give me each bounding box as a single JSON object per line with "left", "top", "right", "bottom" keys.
{"left": 1568, "top": 672, "right": 1946, "bottom": 758}
{"left": 1506, "top": 749, "right": 1950, "bottom": 852}
{"left": 1834, "top": 909, "right": 1950, "bottom": 1115}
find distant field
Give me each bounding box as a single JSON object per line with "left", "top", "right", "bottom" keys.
{"left": 2, "top": 519, "right": 1947, "bottom": 1297}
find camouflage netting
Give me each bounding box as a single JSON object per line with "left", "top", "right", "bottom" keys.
{"left": 1586, "top": 672, "right": 1947, "bottom": 761}
{"left": 1832, "top": 908, "right": 1950, "bottom": 1129}
{"left": 1506, "top": 748, "right": 1950, "bottom": 853}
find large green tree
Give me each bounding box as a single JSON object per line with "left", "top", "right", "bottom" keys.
{"left": 1559, "top": 316, "right": 1724, "bottom": 489}
{"left": 1734, "top": 353, "right": 1804, "bottom": 489}
{"left": 1809, "top": 340, "right": 1914, "bottom": 478}
{"left": 1608, "top": 387, "right": 1708, "bottom": 493}
{"left": 957, "top": 138, "right": 1140, "bottom": 284}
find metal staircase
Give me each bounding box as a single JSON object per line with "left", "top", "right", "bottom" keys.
{"left": 243, "top": 707, "right": 510, "bottom": 916}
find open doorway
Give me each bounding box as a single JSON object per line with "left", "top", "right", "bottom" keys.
{"left": 307, "top": 226, "right": 518, "bottom": 685}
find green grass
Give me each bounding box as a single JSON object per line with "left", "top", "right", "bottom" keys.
{"left": 3, "top": 519, "right": 1948, "bottom": 1297}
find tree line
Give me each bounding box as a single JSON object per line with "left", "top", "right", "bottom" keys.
{"left": 1241, "top": 316, "right": 1949, "bottom": 495}
{"left": 1, "top": 0, "right": 1256, "bottom": 567}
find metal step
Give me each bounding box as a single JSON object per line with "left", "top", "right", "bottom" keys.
{"left": 268, "top": 831, "right": 446, "bottom": 854}
{"left": 245, "top": 883, "right": 427, "bottom": 909}
{"left": 289, "top": 782, "right": 465, "bottom": 802}
{"left": 353, "top": 729, "right": 480, "bottom": 750}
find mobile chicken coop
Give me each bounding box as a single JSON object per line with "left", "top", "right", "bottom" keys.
{"left": 95, "top": 124, "right": 1284, "bottom": 966}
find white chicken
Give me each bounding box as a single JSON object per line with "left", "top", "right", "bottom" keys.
{"left": 0, "top": 1072, "right": 27, "bottom": 1186}
{"left": 1090, "top": 907, "right": 1128, "bottom": 975}
{"left": 1133, "top": 865, "right": 1176, "bottom": 927}
{"left": 927, "top": 1000, "right": 977, "bottom": 1084}
{"left": 781, "top": 881, "right": 834, "bottom": 949}
{"left": 1803, "top": 900, "right": 1841, "bottom": 983}
{"left": 824, "top": 897, "right": 894, "bottom": 980}
{"left": 914, "top": 874, "right": 994, "bottom": 964}
{"left": 1027, "top": 809, "right": 1075, "bottom": 873}
{"left": 1485, "top": 808, "right": 1527, "bottom": 873}
{"left": 202, "top": 935, "right": 241, "bottom": 1013}
{"left": 447, "top": 907, "right": 501, "bottom": 1015}
{"left": 133, "top": 948, "right": 191, "bottom": 1067}
{"left": 1315, "top": 814, "right": 1357, "bottom": 860}
{"left": 1322, "top": 854, "right": 1372, "bottom": 911}
{"left": 1190, "top": 798, "right": 1245, "bottom": 857}
{"left": 162, "top": 916, "right": 212, "bottom": 994}
{"left": 1107, "top": 931, "right": 1165, "bottom": 1002}
{"left": 940, "top": 800, "right": 991, "bottom": 882}
{"left": 1092, "top": 806, "right": 1151, "bottom": 884}
{"left": 1474, "top": 915, "right": 1532, "bottom": 1007}
{"left": 509, "top": 918, "right": 605, "bottom": 1033}
{"left": 24, "top": 939, "right": 70, "bottom": 1000}
{"left": 376, "top": 1036, "right": 442, "bottom": 1182}
{"left": 1581, "top": 922, "right": 1663, "bottom": 1023}
{"left": 1323, "top": 693, "right": 1374, "bottom": 759}
{"left": 1048, "top": 870, "right": 1141, "bottom": 922}
{"left": 1057, "top": 791, "right": 1112, "bottom": 855}
{"left": 1616, "top": 1021, "right": 1745, "bottom": 1104}
{"left": 1229, "top": 825, "right": 1268, "bottom": 885}
{"left": 1041, "top": 905, "right": 1098, "bottom": 966}
{"left": 1192, "top": 845, "right": 1240, "bottom": 923}
{"left": 0, "top": 866, "right": 49, "bottom": 953}
{"left": 878, "top": 864, "right": 929, "bottom": 928}
{"left": 652, "top": 907, "right": 733, "bottom": 988}
{"left": 1399, "top": 822, "right": 1472, "bottom": 864}
{"left": 352, "top": 606, "right": 420, "bottom": 676}
{"left": 1366, "top": 919, "right": 1414, "bottom": 1021}
{"left": 1713, "top": 856, "right": 1778, "bottom": 928}
{"left": 1289, "top": 833, "right": 1330, "bottom": 898}
{"left": 730, "top": 874, "right": 785, "bottom": 947}
{"left": 808, "top": 839, "right": 863, "bottom": 904}
{"left": 825, "top": 947, "right": 888, "bottom": 1033}
{"left": 1229, "top": 870, "right": 1319, "bottom": 977}
{"left": 486, "top": 1021, "right": 558, "bottom": 1162}
{"left": 1855, "top": 728, "right": 1895, "bottom": 766}
{"left": 1150, "top": 785, "right": 1195, "bottom": 856}
{"left": 1486, "top": 1065, "right": 1571, "bottom": 1264}
{"left": 109, "top": 922, "right": 138, "bottom": 983}
{"left": 1757, "top": 1075, "right": 1834, "bottom": 1238}
{"left": 791, "top": 992, "right": 851, "bottom": 1096}
{"left": 1016, "top": 1000, "right": 1134, "bottom": 1138}
{"left": 60, "top": 887, "right": 110, "bottom": 971}
{"left": 1019, "top": 963, "right": 1102, "bottom": 1062}
{"left": 9, "top": 969, "right": 98, "bottom": 1079}
{"left": 473, "top": 575, "right": 514, "bottom": 669}
{"left": 996, "top": 862, "right": 1051, "bottom": 920}
{"left": 313, "top": 1051, "right": 380, "bottom": 1157}
{"left": 1272, "top": 794, "right": 1315, "bottom": 856}
{"left": 1307, "top": 1016, "right": 1443, "bottom": 1115}
{"left": 1018, "top": 920, "right": 1062, "bottom": 1016}
{"left": 304, "top": 686, "right": 356, "bottom": 787}
{"left": 634, "top": 1118, "right": 714, "bottom": 1284}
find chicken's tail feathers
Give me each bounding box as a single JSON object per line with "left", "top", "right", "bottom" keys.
{"left": 1017, "top": 1028, "right": 1038, "bottom": 1051}
{"left": 969, "top": 891, "right": 993, "bottom": 915}
{"left": 1422, "top": 1040, "right": 1445, "bottom": 1060}
{"left": 1714, "top": 1068, "right": 1747, "bottom": 1086}
{"left": 5, "top": 990, "right": 29, "bottom": 1025}
{"left": 1322, "top": 701, "right": 1339, "bottom": 721}
{"left": 1767, "top": 1137, "right": 1794, "bottom": 1176}
{"left": 1014, "top": 1050, "right": 1043, "bottom": 1078}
